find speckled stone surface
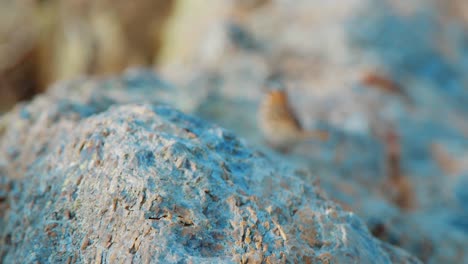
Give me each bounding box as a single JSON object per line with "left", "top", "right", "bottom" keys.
{"left": 0, "top": 74, "right": 419, "bottom": 263}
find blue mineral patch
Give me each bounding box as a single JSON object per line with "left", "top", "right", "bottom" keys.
{"left": 152, "top": 106, "right": 208, "bottom": 134}
{"left": 227, "top": 22, "right": 262, "bottom": 51}
{"left": 136, "top": 149, "right": 156, "bottom": 168}
{"left": 56, "top": 100, "right": 97, "bottom": 118}
{"left": 87, "top": 94, "right": 117, "bottom": 113}
{"left": 454, "top": 175, "right": 468, "bottom": 212}
{"left": 451, "top": 216, "right": 468, "bottom": 234}
{"left": 147, "top": 177, "right": 156, "bottom": 190}
{"left": 19, "top": 107, "right": 31, "bottom": 120}
{"left": 151, "top": 105, "right": 173, "bottom": 116}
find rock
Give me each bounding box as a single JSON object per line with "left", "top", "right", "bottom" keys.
{"left": 0, "top": 74, "right": 420, "bottom": 263}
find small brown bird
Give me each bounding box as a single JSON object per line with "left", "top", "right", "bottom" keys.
{"left": 258, "top": 88, "right": 328, "bottom": 152}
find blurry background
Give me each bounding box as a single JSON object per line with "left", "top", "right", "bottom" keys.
{"left": 1, "top": 0, "right": 468, "bottom": 262}
{"left": 0, "top": 0, "right": 175, "bottom": 110}
{"left": 0, "top": 0, "right": 176, "bottom": 111}
{"left": 1, "top": 0, "right": 467, "bottom": 110}
{"left": 0, "top": 0, "right": 257, "bottom": 111}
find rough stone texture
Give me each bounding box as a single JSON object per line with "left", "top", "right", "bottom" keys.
{"left": 0, "top": 73, "right": 420, "bottom": 263}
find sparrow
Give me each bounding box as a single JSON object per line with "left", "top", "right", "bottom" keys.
{"left": 258, "top": 88, "right": 328, "bottom": 152}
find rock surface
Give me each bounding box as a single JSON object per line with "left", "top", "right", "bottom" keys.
{"left": 0, "top": 73, "right": 420, "bottom": 263}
